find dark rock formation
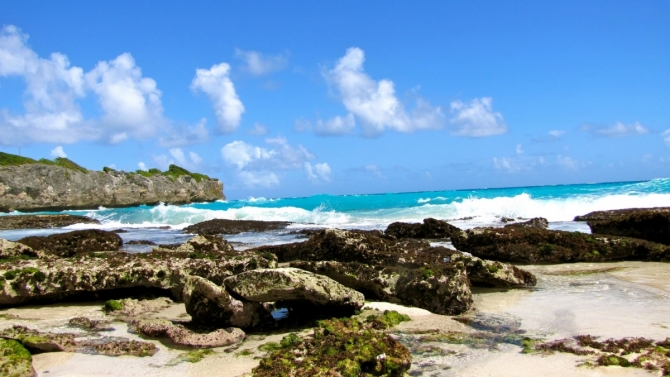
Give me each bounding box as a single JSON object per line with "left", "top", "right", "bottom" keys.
{"left": 253, "top": 316, "right": 411, "bottom": 376}
{"left": 183, "top": 275, "right": 272, "bottom": 329}
{"left": 393, "top": 264, "right": 472, "bottom": 315}
{"left": 385, "top": 217, "right": 461, "bottom": 239}
{"left": 0, "top": 239, "right": 39, "bottom": 259}
{"left": 183, "top": 219, "right": 291, "bottom": 235}
{"left": 0, "top": 163, "right": 224, "bottom": 212}
{"left": 450, "top": 253, "right": 537, "bottom": 288}
{"left": 575, "top": 207, "right": 670, "bottom": 245}
{"left": 18, "top": 229, "right": 123, "bottom": 258}
{"left": 152, "top": 234, "right": 234, "bottom": 254}
{"left": 0, "top": 214, "right": 100, "bottom": 230}
{"left": 451, "top": 227, "right": 670, "bottom": 264}
{"left": 131, "top": 319, "right": 245, "bottom": 348}
{"left": 504, "top": 217, "right": 549, "bottom": 229}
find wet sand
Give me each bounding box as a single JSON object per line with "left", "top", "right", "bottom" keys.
{"left": 2, "top": 261, "right": 669, "bottom": 376}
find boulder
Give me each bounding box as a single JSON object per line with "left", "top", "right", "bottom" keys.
{"left": 0, "top": 238, "right": 38, "bottom": 259}
{"left": 18, "top": 229, "right": 123, "bottom": 257}
{"left": 575, "top": 207, "right": 670, "bottom": 245}
{"left": 451, "top": 253, "right": 537, "bottom": 288}
{"left": 153, "top": 234, "right": 234, "bottom": 254}
{"left": 0, "top": 338, "right": 35, "bottom": 377}
{"left": 451, "top": 227, "right": 670, "bottom": 264}
{"left": 385, "top": 217, "right": 461, "bottom": 239}
{"left": 504, "top": 217, "right": 549, "bottom": 229}
{"left": 394, "top": 264, "right": 473, "bottom": 315}
{"left": 182, "top": 275, "right": 272, "bottom": 329}
{"left": 0, "top": 325, "right": 75, "bottom": 352}
{"left": 131, "top": 319, "right": 245, "bottom": 348}
{"left": 184, "top": 219, "right": 291, "bottom": 235}
{"left": 0, "top": 214, "right": 100, "bottom": 230}
{"left": 224, "top": 268, "right": 365, "bottom": 310}
{"left": 0, "top": 248, "right": 276, "bottom": 307}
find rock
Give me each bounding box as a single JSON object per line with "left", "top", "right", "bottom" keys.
{"left": 105, "top": 297, "right": 174, "bottom": 318}
{"left": 575, "top": 207, "right": 670, "bottom": 245}
{"left": 0, "top": 248, "right": 276, "bottom": 307}
{"left": 153, "top": 234, "right": 234, "bottom": 254}
{"left": 223, "top": 268, "right": 365, "bottom": 311}
{"left": 183, "top": 219, "right": 291, "bottom": 235}
{"left": 385, "top": 218, "right": 461, "bottom": 239}
{"left": 0, "top": 214, "right": 100, "bottom": 230}
{"left": 0, "top": 162, "right": 224, "bottom": 212}
{"left": 68, "top": 317, "right": 114, "bottom": 332}
{"left": 451, "top": 254, "right": 537, "bottom": 288}
{"left": 451, "top": 227, "right": 670, "bottom": 263}
{"left": 0, "top": 338, "right": 35, "bottom": 377}
{"left": 394, "top": 264, "right": 473, "bottom": 315}
{"left": 504, "top": 217, "right": 548, "bottom": 229}
{"left": 76, "top": 338, "right": 157, "bottom": 356}
{"left": 182, "top": 275, "right": 272, "bottom": 329}
{"left": 253, "top": 317, "right": 411, "bottom": 377}
{"left": 17, "top": 229, "right": 123, "bottom": 257}
{"left": 0, "top": 239, "right": 38, "bottom": 259}
{"left": 0, "top": 325, "right": 76, "bottom": 352}
{"left": 131, "top": 319, "right": 245, "bottom": 348}
{"left": 126, "top": 240, "right": 156, "bottom": 245}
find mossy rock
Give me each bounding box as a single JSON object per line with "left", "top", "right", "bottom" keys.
{"left": 0, "top": 338, "right": 35, "bottom": 377}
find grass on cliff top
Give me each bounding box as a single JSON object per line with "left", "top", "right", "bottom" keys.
{"left": 0, "top": 152, "right": 88, "bottom": 173}
{"left": 161, "top": 164, "right": 211, "bottom": 182}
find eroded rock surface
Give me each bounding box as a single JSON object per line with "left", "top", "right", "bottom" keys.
{"left": 0, "top": 239, "right": 38, "bottom": 259}
{"left": 504, "top": 217, "right": 549, "bottom": 229}
{"left": 575, "top": 207, "right": 670, "bottom": 245}
{"left": 183, "top": 219, "right": 291, "bottom": 235}
{"left": 0, "top": 214, "right": 100, "bottom": 230}
{"left": 385, "top": 218, "right": 461, "bottom": 239}
{"left": 152, "top": 234, "right": 234, "bottom": 254}
{"left": 18, "top": 229, "right": 123, "bottom": 258}
{"left": 131, "top": 319, "right": 245, "bottom": 348}
{"left": 0, "top": 338, "right": 35, "bottom": 377}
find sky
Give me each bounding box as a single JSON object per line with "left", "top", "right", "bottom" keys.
{"left": 1, "top": 1, "right": 669, "bottom": 200}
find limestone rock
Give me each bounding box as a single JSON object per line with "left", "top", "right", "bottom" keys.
{"left": 224, "top": 268, "right": 365, "bottom": 310}
{"left": 0, "top": 325, "right": 76, "bottom": 352}
{"left": 0, "top": 214, "right": 100, "bottom": 230}
{"left": 504, "top": 217, "right": 549, "bottom": 229}
{"left": 0, "top": 338, "right": 36, "bottom": 377}
{"left": 154, "top": 234, "right": 234, "bottom": 254}
{"left": 18, "top": 229, "right": 123, "bottom": 257}
{"left": 132, "top": 319, "right": 245, "bottom": 348}
{"left": 385, "top": 218, "right": 461, "bottom": 239}
{"left": 575, "top": 207, "right": 670, "bottom": 245}
{"left": 0, "top": 238, "right": 38, "bottom": 259}
{"left": 451, "top": 253, "right": 537, "bottom": 288}
{"left": 183, "top": 275, "right": 272, "bottom": 329}
{"left": 184, "top": 219, "right": 291, "bottom": 235}
{"left": 394, "top": 265, "right": 473, "bottom": 315}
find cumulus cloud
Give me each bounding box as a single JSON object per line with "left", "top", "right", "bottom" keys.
{"left": 449, "top": 97, "right": 507, "bottom": 137}
{"left": 50, "top": 145, "right": 66, "bottom": 158}
{"left": 548, "top": 130, "right": 565, "bottom": 138}
{"left": 325, "top": 47, "right": 444, "bottom": 136}
{"left": 221, "top": 137, "right": 328, "bottom": 188}
{"left": 159, "top": 118, "right": 209, "bottom": 147}
{"left": 191, "top": 62, "right": 244, "bottom": 133}
{"left": 152, "top": 148, "right": 203, "bottom": 171}
{"left": 249, "top": 123, "right": 268, "bottom": 136}
{"left": 234, "top": 48, "right": 288, "bottom": 76}
{"left": 296, "top": 114, "right": 356, "bottom": 136}
{"left": 581, "top": 122, "right": 649, "bottom": 138}
{"left": 0, "top": 25, "right": 169, "bottom": 145}
{"left": 138, "top": 162, "right": 147, "bottom": 171}
{"left": 305, "top": 162, "right": 332, "bottom": 183}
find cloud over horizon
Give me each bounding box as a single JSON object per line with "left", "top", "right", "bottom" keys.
{"left": 581, "top": 121, "right": 649, "bottom": 138}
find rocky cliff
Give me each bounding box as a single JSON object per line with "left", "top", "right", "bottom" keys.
{"left": 0, "top": 162, "right": 224, "bottom": 212}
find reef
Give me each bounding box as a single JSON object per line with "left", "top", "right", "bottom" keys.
{"left": 0, "top": 214, "right": 100, "bottom": 230}
{"left": 575, "top": 207, "right": 670, "bottom": 245}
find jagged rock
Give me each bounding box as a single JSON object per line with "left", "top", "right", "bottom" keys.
{"left": 0, "top": 338, "right": 35, "bottom": 377}
{"left": 451, "top": 254, "right": 537, "bottom": 288}
{"left": 106, "top": 297, "right": 174, "bottom": 318}
{"left": 224, "top": 268, "right": 365, "bottom": 310}
{"left": 184, "top": 219, "right": 291, "bottom": 235}
{"left": 76, "top": 338, "right": 157, "bottom": 356}
{"left": 0, "top": 239, "right": 38, "bottom": 259}
{"left": 394, "top": 264, "right": 473, "bottom": 315}
{"left": 153, "top": 234, "right": 234, "bottom": 254}
{"left": 17, "top": 229, "right": 123, "bottom": 258}
{"left": 183, "top": 275, "right": 272, "bottom": 329}
{"left": 385, "top": 218, "right": 461, "bottom": 239}
{"left": 575, "top": 207, "right": 670, "bottom": 245}
{"left": 0, "top": 325, "right": 76, "bottom": 352}
{"left": 451, "top": 227, "right": 670, "bottom": 263}
{"left": 504, "top": 217, "right": 549, "bottom": 229}
{"left": 131, "top": 319, "right": 245, "bottom": 348}
{"left": 0, "top": 214, "right": 100, "bottom": 230}
{"left": 0, "top": 249, "right": 276, "bottom": 307}
{"left": 0, "top": 163, "right": 224, "bottom": 212}
{"left": 68, "top": 317, "right": 114, "bottom": 332}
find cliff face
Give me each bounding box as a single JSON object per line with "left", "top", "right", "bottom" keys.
{"left": 0, "top": 164, "right": 225, "bottom": 212}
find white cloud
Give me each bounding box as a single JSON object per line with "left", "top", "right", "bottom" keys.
{"left": 238, "top": 171, "right": 280, "bottom": 188}
{"left": 315, "top": 114, "right": 356, "bottom": 136}
{"left": 152, "top": 148, "right": 203, "bottom": 172}
{"left": 234, "top": 48, "right": 288, "bottom": 76}
{"left": 449, "top": 97, "right": 507, "bottom": 137}
{"left": 581, "top": 122, "right": 649, "bottom": 138}
{"left": 515, "top": 144, "right": 523, "bottom": 154}
{"left": 138, "top": 162, "right": 147, "bottom": 171}
{"left": 50, "top": 145, "right": 66, "bottom": 158}
{"left": 326, "top": 47, "right": 444, "bottom": 136}
{"left": 548, "top": 130, "right": 565, "bottom": 138}
{"left": 305, "top": 162, "right": 332, "bottom": 183}
{"left": 191, "top": 62, "right": 244, "bottom": 133}
{"left": 556, "top": 155, "right": 582, "bottom": 170}
{"left": 159, "top": 118, "right": 209, "bottom": 147}
{"left": 249, "top": 122, "right": 268, "bottom": 136}
{"left": 663, "top": 129, "right": 670, "bottom": 147}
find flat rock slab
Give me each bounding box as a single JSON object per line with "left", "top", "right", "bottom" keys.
{"left": 575, "top": 207, "right": 670, "bottom": 245}
{"left": 18, "top": 229, "right": 123, "bottom": 257}
{"left": 184, "top": 219, "right": 291, "bottom": 235}
{"left": 224, "top": 267, "right": 365, "bottom": 309}
{"left": 0, "top": 214, "right": 100, "bottom": 230}
{"left": 132, "top": 319, "right": 245, "bottom": 348}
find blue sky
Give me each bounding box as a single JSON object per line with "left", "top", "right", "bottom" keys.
{"left": 1, "top": 1, "right": 669, "bottom": 199}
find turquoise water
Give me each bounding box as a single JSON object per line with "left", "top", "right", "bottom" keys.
{"left": 7, "top": 178, "right": 670, "bottom": 230}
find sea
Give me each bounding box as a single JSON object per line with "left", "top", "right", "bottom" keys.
{"left": 2, "top": 178, "right": 670, "bottom": 251}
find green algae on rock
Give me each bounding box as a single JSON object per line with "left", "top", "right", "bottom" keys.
{"left": 252, "top": 317, "right": 411, "bottom": 377}
{"left": 0, "top": 214, "right": 100, "bottom": 230}
{"left": 0, "top": 338, "right": 35, "bottom": 377}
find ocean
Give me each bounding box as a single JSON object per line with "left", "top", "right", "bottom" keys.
{"left": 3, "top": 178, "right": 670, "bottom": 250}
